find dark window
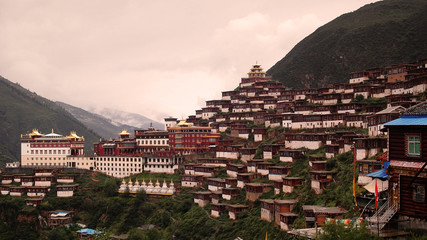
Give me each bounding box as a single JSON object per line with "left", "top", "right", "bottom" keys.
{"left": 413, "top": 184, "right": 425, "bottom": 203}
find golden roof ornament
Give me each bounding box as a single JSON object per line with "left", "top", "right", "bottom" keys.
{"left": 29, "top": 129, "right": 42, "bottom": 136}
{"left": 119, "top": 130, "right": 130, "bottom": 135}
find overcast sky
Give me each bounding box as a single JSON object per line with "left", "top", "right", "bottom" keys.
{"left": 0, "top": 0, "right": 379, "bottom": 122}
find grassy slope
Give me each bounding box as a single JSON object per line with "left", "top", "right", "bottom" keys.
{"left": 267, "top": 0, "right": 427, "bottom": 89}
{"left": 0, "top": 76, "right": 100, "bottom": 166}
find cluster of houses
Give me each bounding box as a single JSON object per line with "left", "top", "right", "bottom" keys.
{"left": 184, "top": 100, "right": 427, "bottom": 235}
{"left": 0, "top": 168, "right": 79, "bottom": 206}
{"left": 178, "top": 62, "right": 426, "bottom": 234}
{"left": 187, "top": 62, "right": 426, "bottom": 136}
{"left": 187, "top": 153, "right": 347, "bottom": 230}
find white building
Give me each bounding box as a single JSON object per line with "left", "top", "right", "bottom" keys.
{"left": 21, "top": 129, "right": 85, "bottom": 168}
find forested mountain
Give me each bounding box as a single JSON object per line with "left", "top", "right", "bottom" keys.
{"left": 267, "top": 0, "right": 427, "bottom": 89}
{"left": 0, "top": 76, "right": 100, "bottom": 166}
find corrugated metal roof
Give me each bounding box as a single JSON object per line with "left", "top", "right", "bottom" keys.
{"left": 384, "top": 115, "right": 427, "bottom": 126}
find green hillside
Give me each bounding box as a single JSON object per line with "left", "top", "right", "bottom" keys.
{"left": 0, "top": 76, "right": 100, "bottom": 166}
{"left": 267, "top": 0, "right": 427, "bottom": 89}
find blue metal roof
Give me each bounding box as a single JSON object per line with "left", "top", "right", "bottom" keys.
{"left": 384, "top": 115, "right": 427, "bottom": 126}
{"left": 366, "top": 168, "right": 388, "bottom": 179}
{"left": 76, "top": 228, "right": 102, "bottom": 235}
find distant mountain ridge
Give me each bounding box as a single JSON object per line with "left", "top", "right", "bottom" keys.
{"left": 267, "top": 0, "right": 427, "bottom": 89}
{"left": 56, "top": 102, "right": 163, "bottom": 139}
{"left": 56, "top": 102, "right": 138, "bottom": 140}
{"left": 0, "top": 76, "right": 101, "bottom": 166}
{"left": 90, "top": 108, "right": 164, "bottom": 131}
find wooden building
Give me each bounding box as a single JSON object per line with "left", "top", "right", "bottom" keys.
{"left": 9, "top": 186, "right": 26, "bottom": 197}
{"left": 246, "top": 159, "right": 264, "bottom": 173}
{"left": 197, "top": 158, "right": 231, "bottom": 167}
{"left": 193, "top": 191, "right": 211, "bottom": 207}
{"left": 211, "top": 203, "right": 228, "bottom": 218}
{"left": 26, "top": 186, "right": 49, "bottom": 197}
{"left": 256, "top": 162, "right": 274, "bottom": 176}
{"left": 1, "top": 175, "right": 13, "bottom": 185}
{"left": 57, "top": 175, "right": 75, "bottom": 184}
{"left": 226, "top": 163, "right": 247, "bottom": 178}
{"left": 225, "top": 178, "right": 237, "bottom": 188}
{"left": 282, "top": 177, "right": 304, "bottom": 194}
{"left": 280, "top": 213, "right": 298, "bottom": 231}
{"left": 21, "top": 176, "right": 34, "bottom": 187}
{"left": 310, "top": 170, "right": 337, "bottom": 194}
{"left": 48, "top": 210, "right": 75, "bottom": 227}
{"left": 236, "top": 173, "right": 256, "bottom": 188}
{"left": 34, "top": 168, "right": 54, "bottom": 176}
{"left": 194, "top": 165, "right": 219, "bottom": 178}
{"left": 273, "top": 180, "right": 283, "bottom": 195}
{"left": 34, "top": 176, "right": 54, "bottom": 187}
{"left": 245, "top": 183, "right": 273, "bottom": 201}
{"left": 228, "top": 204, "right": 248, "bottom": 220}
{"left": 211, "top": 191, "right": 222, "bottom": 204}
{"left": 263, "top": 144, "right": 283, "bottom": 159}
{"left": 382, "top": 101, "right": 427, "bottom": 230}
{"left": 274, "top": 199, "right": 297, "bottom": 226}
{"left": 221, "top": 188, "right": 240, "bottom": 200}
{"left": 240, "top": 148, "right": 257, "bottom": 163}
{"left": 207, "top": 178, "right": 226, "bottom": 191}
{"left": 268, "top": 166, "right": 291, "bottom": 181}
{"left": 181, "top": 174, "right": 203, "bottom": 188}
{"left": 0, "top": 185, "right": 11, "bottom": 195}
{"left": 260, "top": 199, "right": 275, "bottom": 222}
{"left": 57, "top": 184, "right": 79, "bottom": 197}
{"left": 279, "top": 149, "right": 306, "bottom": 163}
{"left": 26, "top": 196, "right": 44, "bottom": 207}
{"left": 303, "top": 205, "right": 347, "bottom": 227}
{"left": 309, "top": 156, "right": 327, "bottom": 171}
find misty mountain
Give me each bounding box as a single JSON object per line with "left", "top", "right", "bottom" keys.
{"left": 56, "top": 102, "right": 143, "bottom": 140}
{"left": 90, "top": 108, "right": 164, "bottom": 131}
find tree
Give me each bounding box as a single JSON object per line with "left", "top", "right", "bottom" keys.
{"left": 104, "top": 179, "right": 118, "bottom": 197}
{"left": 136, "top": 189, "right": 147, "bottom": 202}
{"left": 318, "top": 223, "right": 378, "bottom": 240}
{"left": 354, "top": 94, "right": 364, "bottom": 102}
{"left": 48, "top": 226, "right": 74, "bottom": 240}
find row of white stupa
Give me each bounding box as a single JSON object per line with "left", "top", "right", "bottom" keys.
{"left": 118, "top": 179, "right": 176, "bottom": 196}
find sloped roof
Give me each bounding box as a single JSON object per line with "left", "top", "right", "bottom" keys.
{"left": 402, "top": 100, "right": 427, "bottom": 115}
{"left": 375, "top": 106, "right": 405, "bottom": 114}
{"left": 384, "top": 115, "right": 427, "bottom": 126}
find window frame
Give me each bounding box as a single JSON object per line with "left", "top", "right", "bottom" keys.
{"left": 406, "top": 134, "right": 421, "bottom": 157}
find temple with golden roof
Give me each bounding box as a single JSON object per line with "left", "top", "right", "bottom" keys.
{"left": 21, "top": 129, "right": 89, "bottom": 169}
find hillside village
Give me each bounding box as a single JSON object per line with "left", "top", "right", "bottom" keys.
{"left": 1, "top": 59, "right": 427, "bottom": 238}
